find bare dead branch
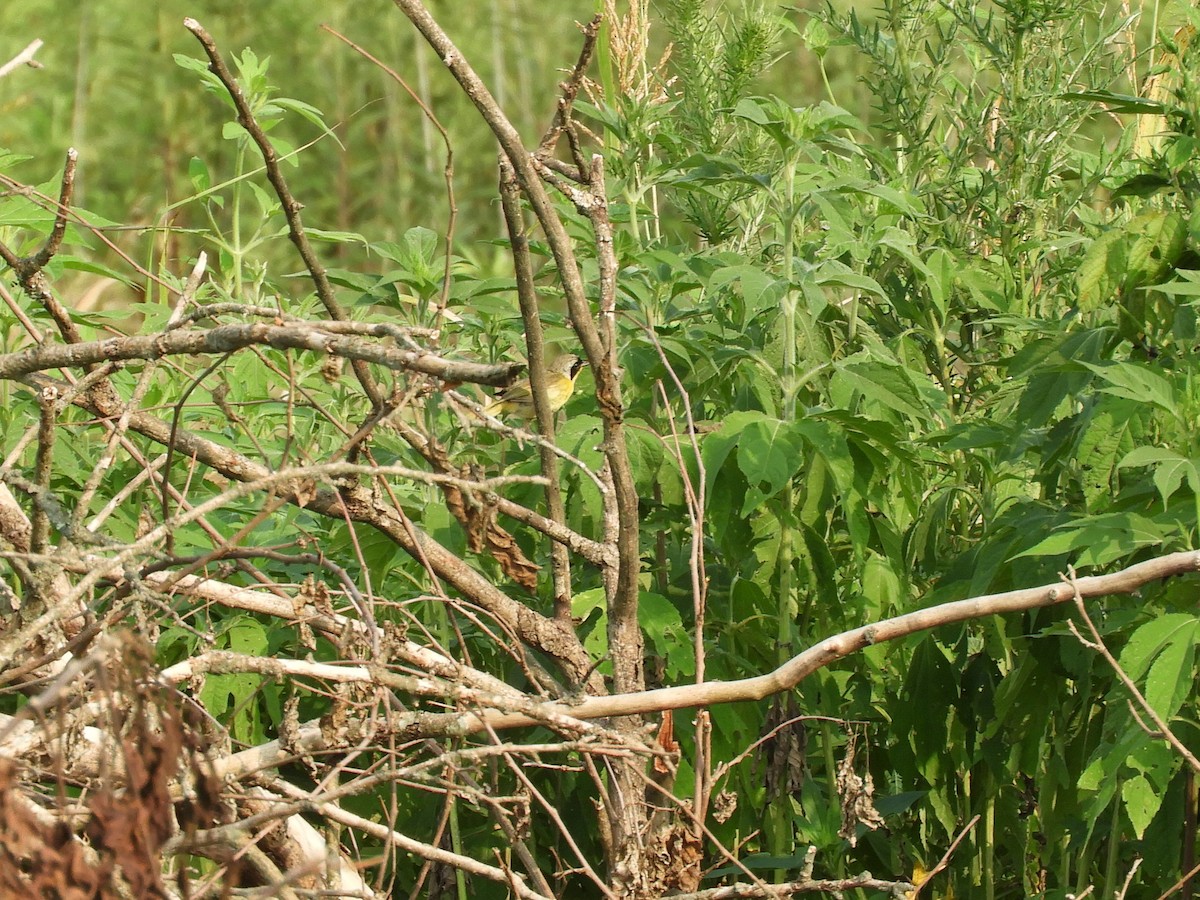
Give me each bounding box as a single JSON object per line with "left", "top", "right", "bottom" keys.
{"left": 0, "top": 149, "right": 84, "bottom": 346}
{"left": 183, "top": 17, "right": 385, "bottom": 407}
{"left": 497, "top": 156, "right": 575, "bottom": 615}
{"left": 320, "top": 24, "right": 458, "bottom": 318}
{"left": 472, "top": 550, "right": 1200, "bottom": 731}
{"left": 0, "top": 323, "right": 520, "bottom": 385}
{"left": 0, "top": 39, "right": 44, "bottom": 78}
{"left": 390, "top": 3, "right": 644, "bottom": 701}
{"left": 1065, "top": 566, "right": 1200, "bottom": 775}
{"left": 263, "top": 777, "right": 556, "bottom": 900}
{"left": 536, "top": 15, "right": 604, "bottom": 156}
{"left": 5, "top": 381, "right": 598, "bottom": 683}
{"left": 665, "top": 873, "right": 915, "bottom": 899}
{"left": 909, "top": 814, "right": 979, "bottom": 899}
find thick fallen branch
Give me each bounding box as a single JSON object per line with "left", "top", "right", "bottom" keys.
{"left": 467, "top": 550, "right": 1200, "bottom": 730}
{"left": 0, "top": 323, "right": 518, "bottom": 385}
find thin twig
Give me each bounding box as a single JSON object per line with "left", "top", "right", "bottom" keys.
{"left": 183, "top": 17, "right": 385, "bottom": 407}
{"left": 1065, "top": 565, "right": 1200, "bottom": 775}
{"left": 909, "top": 814, "right": 980, "bottom": 899}
{"left": 320, "top": 24, "right": 458, "bottom": 319}
{"left": 497, "top": 155, "right": 573, "bottom": 616}
{"left": 0, "top": 39, "right": 44, "bottom": 79}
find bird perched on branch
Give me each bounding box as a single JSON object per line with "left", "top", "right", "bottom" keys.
{"left": 484, "top": 353, "right": 584, "bottom": 419}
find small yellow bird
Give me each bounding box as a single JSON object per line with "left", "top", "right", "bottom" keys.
{"left": 484, "top": 353, "right": 585, "bottom": 419}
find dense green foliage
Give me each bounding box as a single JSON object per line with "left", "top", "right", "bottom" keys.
{"left": 593, "top": 2, "right": 1200, "bottom": 892}
{"left": 3, "top": 0, "right": 1200, "bottom": 897}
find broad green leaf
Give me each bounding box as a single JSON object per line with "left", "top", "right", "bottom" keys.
{"left": 1075, "top": 229, "right": 1126, "bottom": 311}
{"left": 1122, "top": 774, "right": 1161, "bottom": 840}
{"left": 1014, "top": 513, "right": 1167, "bottom": 565}
{"left": 835, "top": 360, "right": 925, "bottom": 419}
{"left": 923, "top": 247, "right": 957, "bottom": 319}
{"left": 737, "top": 418, "right": 807, "bottom": 514}
{"left": 639, "top": 592, "right": 695, "bottom": 679}
{"left": 1143, "top": 619, "right": 1197, "bottom": 719}
{"left": 1117, "top": 446, "right": 1199, "bottom": 506}
{"left": 1149, "top": 269, "right": 1200, "bottom": 296}
{"left": 1081, "top": 361, "right": 1175, "bottom": 412}
{"left": 862, "top": 182, "right": 926, "bottom": 218}
{"left": 812, "top": 260, "right": 887, "bottom": 298}
{"left": 1117, "top": 446, "right": 1188, "bottom": 468}
{"left": 197, "top": 617, "right": 269, "bottom": 744}
{"left": 1124, "top": 211, "right": 1186, "bottom": 286}
{"left": 188, "top": 156, "right": 211, "bottom": 193}
{"left": 861, "top": 551, "right": 902, "bottom": 618}
{"left": 1118, "top": 613, "right": 1198, "bottom": 682}
{"left": 708, "top": 264, "right": 786, "bottom": 319}
{"left": 1077, "top": 212, "right": 1187, "bottom": 311}
{"left": 572, "top": 588, "right": 608, "bottom": 661}
{"left": 1075, "top": 403, "right": 1138, "bottom": 506}
{"left": 701, "top": 410, "right": 765, "bottom": 498}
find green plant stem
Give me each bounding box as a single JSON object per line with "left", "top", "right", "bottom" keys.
{"left": 231, "top": 144, "right": 247, "bottom": 295}
{"left": 820, "top": 719, "right": 842, "bottom": 876}
{"left": 983, "top": 785, "right": 995, "bottom": 900}
{"left": 450, "top": 793, "right": 467, "bottom": 900}
{"left": 1101, "top": 793, "right": 1121, "bottom": 897}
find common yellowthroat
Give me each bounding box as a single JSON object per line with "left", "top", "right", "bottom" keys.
{"left": 484, "top": 353, "right": 584, "bottom": 419}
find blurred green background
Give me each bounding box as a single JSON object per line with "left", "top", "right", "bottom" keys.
{"left": 0, "top": 1, "right": 838, "bottom": 252}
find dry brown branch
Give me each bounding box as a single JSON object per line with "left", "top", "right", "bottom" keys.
{"left": 665, "top": 873, "right": 915, "bottom": 899}
{"left": 471, "top": 550, "right": 1200, "bottom": 730}
{"left": 263, "top": 776, "right": 557, "bottom": 900}
{"left": 0, "top": 324, "right": 519, "bottom": 384}
{"left": 497, "top": 155, "right": 575, "bottom": 615}
{"left": 183, "top": 17, "right": 386, "bottom": 407}
{"left": 1065, "top": 566, "right": 1200, "bottom": 775}
{"left": 909, "top": 814, "right": 980, "bottom": 899}
{"left": 536, "top": 15, "right": 604, "bottom": 156}
{"left": 6, "top": 376, "right": 598, "bottom": 682}
{"left": 389, "top": 2, "right": 643, "bottom": 690}
{"left": 0, "top": 149, "right": 82, "bottom": 347}
{"left": 0, "top": 39, "right": 44, "bottom": 78}
{"left": 320, "top": 24, "right": 458, "bottom": 317}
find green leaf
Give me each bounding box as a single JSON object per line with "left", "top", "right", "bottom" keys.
{"left": 1076, "top": 212, "right": 1187, "bottom": 311}
{"left": 1075, "top": 402, "right": 1138, "bottom": 506}
{"left": 60, "top": 258, "right": 136, "bottom": 286}
{"left": 1014, "top": 513, "right": 1167, "bottom": 565}
{"left": 1081, "top": 361, "right": 1175, "bottom": 413}
{"left": 1125, "top": 211, "right": 1186, "bottom": 286}
{"left": 1122, "top": 774, "right": 1161, "bottom": 840}
{"left": 308, "top": 228, "right": 370, "bottom": 247}
{"left": 1117, "top": 446, "right": 1200, "bottom": 506}
{"left": 708, "top": 264, "right": 786, "bottom": 317}
{"left": 1076, "top": 229, "right": 1127, "bottom": 311}
{"left": 1061, "top": 90, "right": 1168, "bottom": 114}
{"left": 1118, "top": 613, "right": 1199, "bottom": 683}
{"left": 802, "top": 17, "right": 830, "bottom": 56}
{"left": 701, "top": 411, "right": 766, "bottom": 498}
{"left": 835, "top": 359, "right": 925, "bottom": 419}
{"left": 571, "top": 588, "right": 608, "bottom": 662}
{"left": 812, "top": 260, "right": 887, "bottom": 298}
{"left": 736, "top": 417, "right": 807, "bottom": 513}
{"left": 188, "top": 156, "right": 211, "bottom": 193}
{"left": 639, "top": 592, "right": 695, "bottom": 679}
{"left": 1149, "top": 270, "right": 1200, "bottom": 296}
{"left": 1143, "top": 618, "right": 1197, "bottom": 719}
